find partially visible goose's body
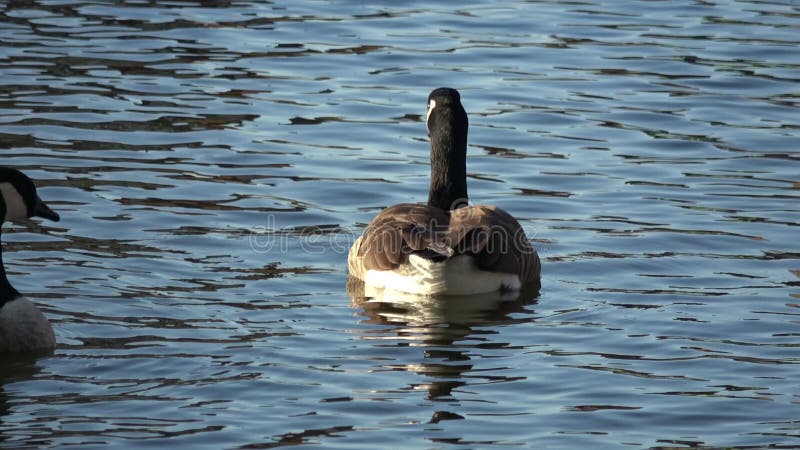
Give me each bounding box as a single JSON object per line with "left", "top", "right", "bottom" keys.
{"left": 348, "top": 88, "right": 540, "bottom": 295}
{"left": 0, "top": 167, "right": 60, "bottom": 353}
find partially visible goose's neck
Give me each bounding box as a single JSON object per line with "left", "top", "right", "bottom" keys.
{"left": 427, "top": 107, "right": 469, "bottom": 211}
{"left": 1, "top": 235, "right": 21, "bottom": 307}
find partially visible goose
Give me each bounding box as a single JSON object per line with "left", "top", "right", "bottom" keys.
{"left": 348, "top": 87, "right": 541, "bottom": 295}
{"left": 0, "top": 167, "right": 61, "bottom": 353}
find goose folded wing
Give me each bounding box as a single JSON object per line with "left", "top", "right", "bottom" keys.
{"left": 448, "top": 205, "right": 540, "bottom": 284}
{"left": 358, "top": 203, "right": 451, "bottom": 271}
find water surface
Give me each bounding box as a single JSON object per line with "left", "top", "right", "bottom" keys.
{"left": 1, "top": 1, "right": 799, "bottom": 448}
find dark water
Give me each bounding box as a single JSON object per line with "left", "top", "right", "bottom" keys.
{"left": 1, "top": 1, "right": 799, "bottom": 448}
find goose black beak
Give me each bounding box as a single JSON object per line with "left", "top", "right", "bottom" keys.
{"left": 33, "top": 196, "right": 60, "bottom": 222}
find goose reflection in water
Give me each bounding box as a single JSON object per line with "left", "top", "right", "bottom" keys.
{"left": 347, "top": 277, "right": 539, "bottom": 403}
{"left": 0, "top": 354, "right": 44, "bottom": 427}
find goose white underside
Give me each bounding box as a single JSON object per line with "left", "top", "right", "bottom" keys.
{"left": 0, "top": 296, "right": 56, "bottom": 353}
{"left": 364, "top": 254, "right": 521, "bottom": 295}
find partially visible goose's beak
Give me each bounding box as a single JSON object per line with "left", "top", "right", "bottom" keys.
{"left": 33, "top": 196, "right": 60, "bottom": 222}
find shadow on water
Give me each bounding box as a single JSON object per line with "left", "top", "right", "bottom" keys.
{"left": 347, "top": 277, "right": 539, "bottom": 405}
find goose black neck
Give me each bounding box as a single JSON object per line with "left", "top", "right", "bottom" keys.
{"left": 427, "top": 106, "right": 468, "bottom": 211}
{"left": 0, "top": 230, "right": 20, "bottom": 307}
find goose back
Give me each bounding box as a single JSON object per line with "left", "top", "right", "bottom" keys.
{"left": 348, "top": 203, "right": 540, "bottom": 288}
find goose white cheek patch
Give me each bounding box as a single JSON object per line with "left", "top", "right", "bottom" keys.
{"left": 426, "top": 99, "right": 436, "bottom": 134}
{"left": 0, "top": 182, "right": 27, "bottom": 221}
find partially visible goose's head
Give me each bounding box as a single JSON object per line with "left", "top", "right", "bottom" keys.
{"left": 0, "top": 167, "right": 60, "bottom": 223}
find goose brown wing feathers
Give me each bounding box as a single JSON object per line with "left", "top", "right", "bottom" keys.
{"left": 449, "top": 205, "right": 541, "bottom": 285}
{"left": 354, "top": 203, "right": 450, "bottom": 274}
{"left": 350, "top": 203, "right": 540, "bottom": 287}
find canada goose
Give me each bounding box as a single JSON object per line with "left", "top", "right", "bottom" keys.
{"left": 0, "top": 167, "right": 60, "bottom": 353}
{"left": 348, "top": 87, "right": 541, "bottom": 295}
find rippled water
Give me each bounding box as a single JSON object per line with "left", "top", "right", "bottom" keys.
{"left": 1, "top": 1, "right": 798, "bottom": 448}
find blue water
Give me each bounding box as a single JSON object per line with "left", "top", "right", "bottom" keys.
{"left": 1, "top": 1, "right": 799, "bottom": 448}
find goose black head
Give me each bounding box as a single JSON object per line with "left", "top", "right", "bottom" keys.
{"left": 426, "top": 87, "right": 467, "bottom": 137}
{"left": 0, "top": 167, "right": 60, "bottom": 224}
